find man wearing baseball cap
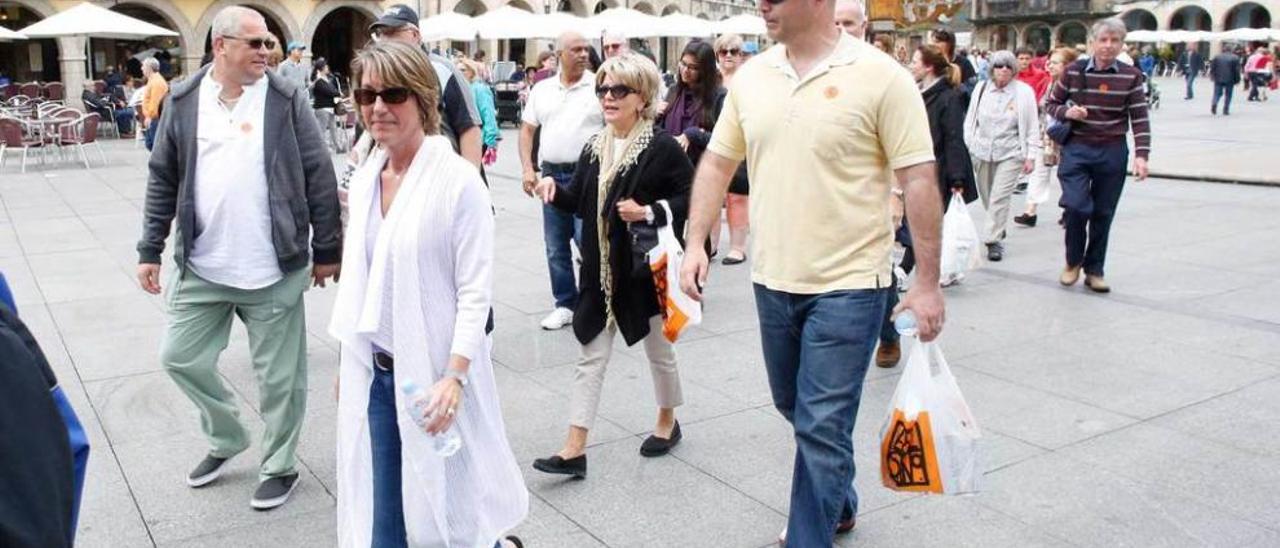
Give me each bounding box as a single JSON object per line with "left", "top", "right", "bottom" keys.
{"left": 361, "top": 3, "right": 482, "bottom": 167}
{"left": 277, "top": 41, "right": 309, "bottom": 91}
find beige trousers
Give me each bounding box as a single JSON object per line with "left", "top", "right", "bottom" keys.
{"left": 974, "top": 157, "right": 1024, "bottom": 244}
{"left": 569, "top": 315, "right": 683, "bottom": 430}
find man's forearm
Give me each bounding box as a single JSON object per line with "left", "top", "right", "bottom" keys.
{"left": 459, "top": 127, "right": 482, "bottom": 168}
{"left": 518, "top": 124, "right": 536, "bottom": 175}
{"left": 900, "top": 162, "right": 943, "bottom": 287}
{"left": 685, "top": 152, "right": 738, "bottom": 245}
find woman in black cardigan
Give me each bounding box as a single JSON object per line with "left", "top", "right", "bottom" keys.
{"left": 530, "top": 53, "right": 694, "bottom": 479}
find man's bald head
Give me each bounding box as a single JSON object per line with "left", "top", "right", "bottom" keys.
{"left": 835, "top": 0, "right": 867, "bottom": 40}
{"left": 556, "top": 31, "right": 585, "bottom": 52}
{"left": 556, "top": 31, "right": 590, "bottom": 80}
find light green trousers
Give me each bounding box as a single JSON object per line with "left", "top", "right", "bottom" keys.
{"left": 161, "top": 266, "right": 310, "bottom": 480}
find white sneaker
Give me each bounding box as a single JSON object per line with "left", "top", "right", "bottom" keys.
{"left": 540, "top": 307, "right": 574, "bottom": 330}
{"left": 777, "top": 526, "right": 786, "bottom": 546}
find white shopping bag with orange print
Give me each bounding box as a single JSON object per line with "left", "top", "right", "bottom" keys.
{"left": 647, "top": 200, "right": 701, "bottom": 342}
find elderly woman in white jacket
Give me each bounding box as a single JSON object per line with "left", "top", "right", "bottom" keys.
{"left": 328, "top": 40, "right": 527, "bottom": 548}
{"left": 963, "top": 49, "right": 1042, "bottom": 262}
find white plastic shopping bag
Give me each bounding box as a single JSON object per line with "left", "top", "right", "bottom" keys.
{"left": 647, "top": 200, "right": 701, "bottom": 342}
{"left": 940, "top": 193, "right": 981, "bottom": 286}
{"left": 880, "top": 339, "right": 981, "bottom": 495}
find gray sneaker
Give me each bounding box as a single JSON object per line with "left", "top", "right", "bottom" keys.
{"left": 186, "top": 455, "right": 232, "bottom": 488}
{"left": 250, "top": 473, "right": 300, "bottom": 511}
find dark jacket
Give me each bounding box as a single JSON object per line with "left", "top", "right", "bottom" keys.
{"left": 1181, "top": 50, "right": 1204, "bottom": 75}
{"left": 312, "top": 75, "right": 340, "bottom": 109}
{"left": 138, "top": 67, "right": 342, "bottom": 273}
{"left": 657, "top": 86, "right": 727, "bottom": 168}
{"left": 1210, "top": 53, "right": 1242, "bottom": 85}
{"left": 922, "top": 79, "right": 977, "bottom": 205}
{"left": 549, "top": 129, "right": 694, "bottom": 346}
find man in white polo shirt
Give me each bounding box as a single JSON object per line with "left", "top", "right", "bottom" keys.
{"left": 680, "top": 1, "right": 947, "bottom": 545}
{"left": 519, "top": 31, "right": 604, "bottom": 330}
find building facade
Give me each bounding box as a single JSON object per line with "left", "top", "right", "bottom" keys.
{"left": 968, "top": 0, "right": 1276, "bottom": 53}
{"left": 0, "top": 0, "right": 755, "bottom": 100}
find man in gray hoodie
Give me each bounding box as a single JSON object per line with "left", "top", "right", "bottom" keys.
{"left": 135, "top": 5, "right": 340, "bottom": 511}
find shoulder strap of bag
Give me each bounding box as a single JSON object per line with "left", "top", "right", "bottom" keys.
{"left": 973, "top": 81, "right": 988, "bottom": 129}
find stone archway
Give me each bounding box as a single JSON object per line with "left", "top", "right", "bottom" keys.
{"left": 1223, "top": 2, "right": 1271, "bottom": 30}
{"left": 0, "top": 0, "right": 64, "bottom": 84}
{"left": 1056, "top": 21, "right": 1087, "bottom": 48}
{"left": 1023, "top": 23, "right": 1052, "bottom": 54}
{"left": 1121, "top": 9, "right": 1158, "bottom": 32}
{"left": 194, "top": 0, "right": 303, "bottom": 59}
{"left": 305, "top": 2, "right": 379, "bottom": 80}
{"left": 1169, "top": 5, "right": 1213, "bottom": 32}
{"left": 104, "top": 2, "right": 193, "bottom": 79}
{"left": 594, "top": 0, "right": 619, "bottom": 15}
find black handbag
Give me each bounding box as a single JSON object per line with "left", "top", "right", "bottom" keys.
{"left": 628, "top": 221, "right": 659, "bottom": 277}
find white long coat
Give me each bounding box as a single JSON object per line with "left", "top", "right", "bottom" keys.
{"left": 329, "top": 136, "right": 528, "bottom": 547}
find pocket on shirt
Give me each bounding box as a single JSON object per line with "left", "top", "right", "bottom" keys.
{"left": 807, "top": 110, "right": 862, "bottom": 161}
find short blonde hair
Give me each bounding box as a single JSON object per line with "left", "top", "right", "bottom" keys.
{"left": 456, "top": 58, "right": 482, "bottom": 83}
{"left": 350, "top": 40, "right": 442, "bottom": 135}
{"left": 714, "top": 33, "right": 743, "bottom": 53}
{"left": 595, "top": 52, "right": 661, "bottom": 120}
{"left": 266, "top": 33, "right": 283, "bottom": 68}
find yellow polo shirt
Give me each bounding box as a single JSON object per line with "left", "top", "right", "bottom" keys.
{"left": 708, "top": 34, "right": 934, "bottom": 294}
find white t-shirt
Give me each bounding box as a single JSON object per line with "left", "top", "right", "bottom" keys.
{"left": 188, "top": 71, "right": 283, "bottom": 290}
{"left": 521, "top": 71, "right": 604, "bottom": 165}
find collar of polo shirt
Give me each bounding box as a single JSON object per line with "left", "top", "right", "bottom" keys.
{"left": 763, "top": 33, "right": 863, "bottom": 85}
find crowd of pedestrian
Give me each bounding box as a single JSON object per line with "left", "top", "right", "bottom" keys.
{"left": 1, "top": 1, "right": 1179, "bottom": 547}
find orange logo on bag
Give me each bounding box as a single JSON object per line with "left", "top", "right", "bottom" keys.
{"left": 881, "top": 409, "right": 943, "bottom": 493}
{"left": 649, "top": 252, "right": 691, "bottom": 343}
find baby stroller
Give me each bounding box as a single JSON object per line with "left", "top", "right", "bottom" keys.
{"left": 494, "top": 81, "right": 522, "bottom": 127}
{"left": 1146, "top": 77, "right": 1161, "bottom": 110}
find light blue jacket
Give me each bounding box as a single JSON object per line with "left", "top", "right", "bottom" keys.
{"left": 470, "top": 81, "right": 499, "bottom": 148}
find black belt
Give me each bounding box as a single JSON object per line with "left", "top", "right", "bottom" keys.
{"left": 541, "top": 161, "right": 577, "bottom": 174}
{"left": 373, "top": 351, "right": 394, "bottom": 372}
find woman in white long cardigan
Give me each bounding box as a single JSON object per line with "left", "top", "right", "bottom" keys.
{"left": 328, "top": 41, "right": 527, "bottom": 548}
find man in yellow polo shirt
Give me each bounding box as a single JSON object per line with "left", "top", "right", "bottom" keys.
{"left": 679, "top": 1, "right": 947, "bottom": 545}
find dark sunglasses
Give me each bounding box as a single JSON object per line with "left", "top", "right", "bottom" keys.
{"left": 763, "top": 0, "right": 786, "bottom": 4}
{"left": 352, "top": 87, "right": 413, "bottom": 106}
{"left": 679, "top": 61, "right": 700, "bottom": 72}
{"left": 992, "top": 63, "right": 1014, "bottom": 70}
{"left": 224, "top": 35, "right": 277, "bottom": 51}
{"left": 595, "top": 84, "right": 636, "bottom": 100}
{"left": 718, "top": 48, "right": 741, "bottom": 57}
{"left": 603, "top": 43, "right": 625, "bottom": 51}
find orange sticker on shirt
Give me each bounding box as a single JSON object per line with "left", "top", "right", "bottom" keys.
{"left": 824, "top": 86, "right": 839, "bottom": 99}
{"left": 1099, "top": 83, "right": 1110, "bottom": 92}
{"left": 240, "top": 122, "right": 253, "bottom": 134}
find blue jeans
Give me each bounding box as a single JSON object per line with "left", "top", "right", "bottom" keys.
{"left": 1212, "top": 83, "right": 1234, "bottom": 114}
{"left": 753, "top": 284, "right": 887, "bottom": 546}
{"left": 1058, "top": 142, "right": 1129, "bottom": 276}
{"left": 369, "top": 365, "right": 408, "bottom": 548}
{"left": 541, "top": 165, "right": 583, "bottom": 309}
{"left": 1185, "top": 71, "right": 1197, "bottom": 98}
{"left": 144, "top": 121, "right": 158, "bottom": 151}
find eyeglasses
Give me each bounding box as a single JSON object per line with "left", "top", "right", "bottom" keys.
{"left": 352, "top": 87, "right": 413, "bottom": 106}
{"left": 603, "top": 43, "right": 625, "bottom": 52}
{"left": 223, "top": 36, "right": 277, "bottom": 51}
{"left": 595, "top": 84, "right": 636, "bottom": 100}
{"left": 992, "top": 63, "right": 1014, "bottom": 70}
{"left": 718, "top": 48, "right": 741, "bottom": 57}
{"left": 763, "top": 0, "right": 786, "bottom": 4}
{"left": 679, "top": 61, "right": 700, "bottom": 72}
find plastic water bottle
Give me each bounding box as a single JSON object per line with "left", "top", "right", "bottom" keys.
{"left": 894, "top": 310, "right": 918, "bottom": 337}
{"left": 400, "top": 379, "right": 462, "bottom": 457}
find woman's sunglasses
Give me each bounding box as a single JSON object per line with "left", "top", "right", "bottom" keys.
{"left": 352, "top": 87, "right": 412, "bottom": 106}
{"left": 992, "top": 63, "right": 1015, "bottom": 70}
{"left": 595, "top": 84, "right": 636, "bottom": 100}
{"left": 224, "top": 35, "right": 277, "bottom": 51}
{"left": 718, "top": 48, "right": 741, "bottom": 57}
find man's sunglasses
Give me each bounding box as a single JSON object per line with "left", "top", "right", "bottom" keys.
{"left": 224, "top": 36, "right": 277, "bottom": 50}
{"left": 763, "top": 0, "right": 786, "bottom": 4}
{"left": 718, "top": 48, "right": 741, "bottom": 57}
{"left": 603, "top": 43, "right": 625, "bottom": 51}
{"left": 352, "top": 87, "right": 413, "bottom": 106}
{"left": 595, "top": 84, "right": 636, "bottom": 100}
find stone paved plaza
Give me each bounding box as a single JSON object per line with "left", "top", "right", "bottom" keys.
{"left": 2, "top": 76, "right": 1279, "bottom": 547}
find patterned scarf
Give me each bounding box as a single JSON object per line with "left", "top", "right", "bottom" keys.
{"left": 590, "top": 119, "right": 655, "bottom": 329}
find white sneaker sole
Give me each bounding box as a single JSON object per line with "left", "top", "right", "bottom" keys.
{"left": 250, "top": 478, "right": 300, "bottom": 511}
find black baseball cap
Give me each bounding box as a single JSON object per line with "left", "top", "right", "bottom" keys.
{"left": 370, "top": 4, "right": 418, "bottom": 32}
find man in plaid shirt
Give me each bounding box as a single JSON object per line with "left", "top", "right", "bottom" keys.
{"left": 1044, "top": 17, "right": 1151, "bottom": 294}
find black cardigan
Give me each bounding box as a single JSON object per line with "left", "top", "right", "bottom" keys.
{"left": 922, "top": 80, "right": 978, "bottom": 206}
{"left": 657, "top": 86, "right": 727, "bottom": 168}
{"left": 549, "top": 129, "right": 694, "bottom": 346}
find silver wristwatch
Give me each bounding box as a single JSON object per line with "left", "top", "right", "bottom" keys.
{"left": 444, "top": 369, "right": 469, "bottom": 388}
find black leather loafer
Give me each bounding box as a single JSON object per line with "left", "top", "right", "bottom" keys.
{"left": 532, "top": 454, "right": 587, "bottom": 479}
{"left": 640, "top": 421, "right": 682, "bottom": 457}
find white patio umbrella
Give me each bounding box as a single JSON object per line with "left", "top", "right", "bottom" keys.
{"left": 0, "top": 26, "right": 27, "bottom": 42}
{"left": 1125, "top": 30, "right": 1161, "bottom": 42}
{"left": 1217, "top": 27, "right": 1277, "bottom": 42}
{"left": 474, "top": 6, "right": 543, "bottom": 40}
{"left": 1163, "top": 30, "right": 1214, "bottom": 43}
{"left": 713, "top": 14, "right": 768, "bottom": 36}
{"left": 419, "top": 12, "right": 478, "bottom": 42}
{"left": 590, "top": 8, "right": 664, "bottom": 38}
{"left": 18, "top": 2, "right": 178, "bottom": 76}
{"left": 658, "top": 13, "right": 714, "bottom": 38}
{"left": 535, "top": 12, "right": 594, "bottom": 40}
